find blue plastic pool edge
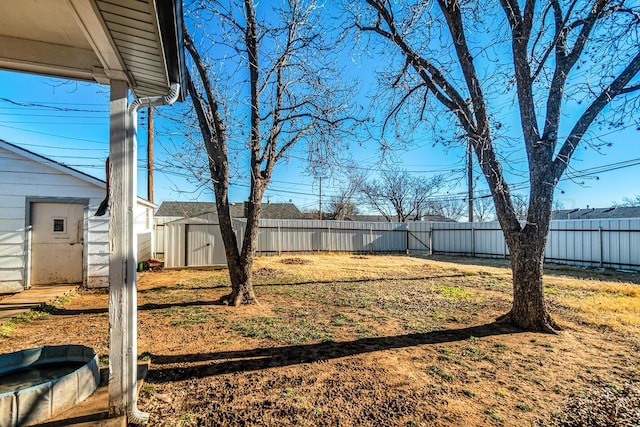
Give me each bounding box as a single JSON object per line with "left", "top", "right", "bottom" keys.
{"left": 0, "top": 344, "right": 100, "bottom": 427}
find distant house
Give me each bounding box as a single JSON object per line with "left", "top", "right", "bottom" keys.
{"left": 155, "top": 201, "right": 217, "bottom": 221}
{"left": 153, "top": 201, "right": 304, "bottom": 258}
{"left": 551, "top": 206, "right": 640, "bottom": 220}
{"left": 155, "top": 201, "right": 304, "bottom": 220}
{"left": 0, "top": 140, "right": 155, "bottom": 293}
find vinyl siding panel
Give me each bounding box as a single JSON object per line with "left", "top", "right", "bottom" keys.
{"left": 1, "top": 143, "right": 155, "bottom": 290}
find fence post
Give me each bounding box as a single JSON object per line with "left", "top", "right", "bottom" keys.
{"left": 429, "top": 223, "right": 433, "bottom": 256}
{"left": 277, "top": 224, "right": 281, "bottom": 256}
{"left": 184, "top": 224, "right": 189, "bottom": 267}
{"left": 599, "top": 226, "right": 603, "bottom": 268}
{"left": 327, "top": 225, "right": 331, "bottom": 252}
{"left": 370, "top": 227, "right": 374, "bottom": 253}
{"left": 405, "top": 224, "right": 409, "bottom": 255}
{"left": 471, "top": 226, "right": 476, "bottom": 257}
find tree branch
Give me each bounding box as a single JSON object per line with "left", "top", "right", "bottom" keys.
{"left": 553, "top": 50, "right": 640, "bottom": 178}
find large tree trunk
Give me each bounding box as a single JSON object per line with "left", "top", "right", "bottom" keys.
{"left": 498, "top": 196, "right": 561, "bottom": 333}
{"left": 218, "top": 180, "right": 265, "bottom": 306}
{"left": 209, "top": 173, "right": 259, "bottom": 306}
{"left": 226, "top": 257, "right": 257, "bottom": 306}
{"left": 501, "top": 234, "right": 558, "bottom": 332}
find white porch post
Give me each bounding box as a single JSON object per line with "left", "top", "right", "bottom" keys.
{"left": 108, "top": 80, "right": 131, "bottom": 417}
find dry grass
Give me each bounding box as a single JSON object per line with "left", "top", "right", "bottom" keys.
{"left": 418, "top": 255, "right": 640, "bottom": 334}
{"left": 1, "top": 254, "right": 638, "bottom": 426}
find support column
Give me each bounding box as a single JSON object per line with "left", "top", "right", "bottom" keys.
{"left": 108, "top": 80, "right": 131, "bottom": 417}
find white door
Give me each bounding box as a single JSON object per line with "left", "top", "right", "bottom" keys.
{"left": 186, "top": 224, "right": 226, "bottom": 266}
{"left": 31, "top": 202, "right": 84, "bottom": 284}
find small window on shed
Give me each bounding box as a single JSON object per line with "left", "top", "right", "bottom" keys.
{"left": 53, "top": 218, "right": 66, "bottom": 233}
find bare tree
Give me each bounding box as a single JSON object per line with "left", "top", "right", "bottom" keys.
{"left": 511, "top": 194, "right": 529, "bottom": 221}
{"left": 328, "top": 196, "right": 360, "bottom": 220}
{"left": 426, "top": 198, "right": 467, "bottom": 221}
{"left": 327, "top": 172, "right": 363, "bottom": 220}
{"left": 355, "top": 0, "right": 640, "bottom": 331}
{"left": 473, "top": 195, "right": 496, "bottom": 222}
{"left": 614, "top": 195, "right": 640, "bottom": 207}
{"left": 183, "top": 0, "right": 353, "bottom": 305}
{"left": 360, "top": 167, "right": 444, "bottom": 221}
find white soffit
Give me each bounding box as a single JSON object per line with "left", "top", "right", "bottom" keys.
{"left": 0, "top": 0, "right": 171, "bottom": 98}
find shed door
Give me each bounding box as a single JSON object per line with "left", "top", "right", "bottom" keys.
{"left": 31, "top": 202, "right": 84, "bottom": 284}
{"left": 186, "top": 224, "right": 225, "bottom": 266}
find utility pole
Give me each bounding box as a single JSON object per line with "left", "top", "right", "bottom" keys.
{"left": 147, "top": 106, "right": 154, "bottom": 203}
{"left": 319, "top": 176, "right": 323, "bottom": 220}
{"left": 467, "top": 140, "right": 473, "bottom": 222}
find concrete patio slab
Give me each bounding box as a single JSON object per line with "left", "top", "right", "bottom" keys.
{"left": 0, "top": 284, "right": 78, "bottom": 325}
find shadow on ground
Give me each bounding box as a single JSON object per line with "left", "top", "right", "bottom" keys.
{"left": 146, "top": 322, "right": 525, "bottom": 382}
{"left": 41, "top": 274, "right": 468, "bottom": 317}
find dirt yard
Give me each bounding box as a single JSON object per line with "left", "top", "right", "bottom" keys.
{"left": 1, "top": 255, "right": 639, "bottom": 426}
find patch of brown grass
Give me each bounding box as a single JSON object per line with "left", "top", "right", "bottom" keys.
{"left": 279, "top": 257, "right": 312, "bottom": 265}
{"left": 1, "top": 254, "right": 638, "bottom": 427}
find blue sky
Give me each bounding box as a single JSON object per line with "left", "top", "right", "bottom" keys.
{"left": 1, "top": 3, "right": 639, "bottom": 216}
{"left": 1, "top": 68, "right": 639, "bottom": 215}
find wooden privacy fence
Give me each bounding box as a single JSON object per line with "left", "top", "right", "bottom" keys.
{"left": 161, "top": 216, "right": 640, "bottom": 271}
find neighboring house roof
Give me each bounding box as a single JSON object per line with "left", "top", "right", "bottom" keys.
{"left": 552, "top": 206, "right": 640, "bottom": 220}
{"left": 156, "top": 201, "right": 304, "bottom": 219}
{"left": 253, "top": 203, "right": 304, "bottom": 219}
{"left": 421, "top": 214, "right": 457, "bottom": 222}
{"left": 0, "top": 139, "right": 155, "bottom": 208}
{"left": 156, "top": 201, "right": 217, "bottom": 218}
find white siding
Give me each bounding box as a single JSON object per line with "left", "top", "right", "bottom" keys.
{"left": 153, "top": 216, "right": 182, "bottom": 258}
{"left": 0, "top": 144, "right": 155, "bottom": 291}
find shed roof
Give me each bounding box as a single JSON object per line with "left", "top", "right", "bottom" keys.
{"left": 156, "top": 201, "right": 305, "bottom": 219}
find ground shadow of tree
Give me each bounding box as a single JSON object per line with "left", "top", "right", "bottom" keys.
{"left": 147, "top": 322, "right": 525, "bottom": 383}
{"left": 39, "top": 274, "right": 468, "bottom": 316}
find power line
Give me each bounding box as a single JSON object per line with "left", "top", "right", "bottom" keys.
{"left": 8, "top": 142, "right": 109, "bottom": 152}
{"left": 0, "top": 97, "right": 107, "bottom": 113}
{"left": 0, "top": 124, "right": 109, "bottom": 144}
{"left": 0, "top": 121, "right": 107, "bottom": 125}
{"left": 0, "top": 112, "right": 108, "bottom": 118}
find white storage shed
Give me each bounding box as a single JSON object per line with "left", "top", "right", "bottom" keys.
{"left": 164, "top": 212, "right": 228, "bottom": 268}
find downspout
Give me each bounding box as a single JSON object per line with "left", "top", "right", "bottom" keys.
{"left": 125, "top": 82, "right": 180, "bottom": 424}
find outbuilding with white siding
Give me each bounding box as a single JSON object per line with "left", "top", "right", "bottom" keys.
{"left": 0, "top": 139, "right": 154, "bottom": 293}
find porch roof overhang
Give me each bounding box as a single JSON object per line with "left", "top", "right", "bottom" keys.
{"left": 0, "top": 1, "right": 185, "bottom": 422}
{"left": 0, "top": 0, "right": 185, "bottom": 100}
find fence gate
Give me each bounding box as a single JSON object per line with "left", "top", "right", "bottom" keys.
{"left": 407, "top": 223, "right": 432, "bottom": 254}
